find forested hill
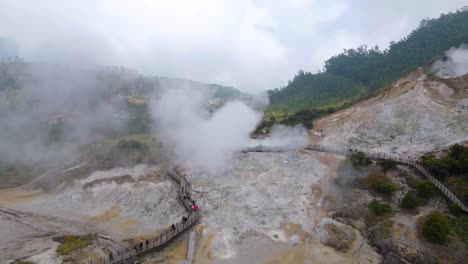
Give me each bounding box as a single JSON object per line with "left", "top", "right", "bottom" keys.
{"left": 268, "top": 7, "right": 468, "bottom": 113}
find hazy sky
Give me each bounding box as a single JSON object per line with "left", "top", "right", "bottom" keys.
{"left": 0, "top": 0, "right": 466, "bottom": 92}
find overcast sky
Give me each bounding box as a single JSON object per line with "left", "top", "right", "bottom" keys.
{"left": 0, "top": 0, "right": 466, "bottom": 92}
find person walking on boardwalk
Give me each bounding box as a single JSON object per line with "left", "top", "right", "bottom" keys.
{"left": 146, "top": 239, "right": 149, "bottom": 248}
{"left": 139, "top": 241, "right": 143, "bottom": 251}
{"left": 171, "top": 223, "right": 176, "bottom": 231}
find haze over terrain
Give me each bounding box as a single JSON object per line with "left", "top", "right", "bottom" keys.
{"left": 0, "top": 2, "right": 468, "bottom": 264}
{"left": 0, "top": 0, "right": 466, "bottom": 92}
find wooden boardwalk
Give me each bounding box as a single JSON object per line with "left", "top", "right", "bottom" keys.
{"left": 87, "top": 144, "right": 467, "bottom": 264}
{"left": 307, "top": 146, "right": 468, "bottom": 212}
{"left": 87, "top": 168, "right": 199, "bottom": 264}
{"left": 244, "top": 145, "right": 468, "bottom": 212}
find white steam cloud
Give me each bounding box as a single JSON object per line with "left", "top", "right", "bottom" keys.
{"left": 150, "top": 88, "right": 262, "bottom": 173}
{"left": 432, "top": 44, "right": 468, "bottom": 78}
{"left": 249, "top": 124, "right": 309, "bottom": 150}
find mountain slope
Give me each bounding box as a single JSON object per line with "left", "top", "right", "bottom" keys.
{"left": 312, "top": 68, "right": 468, "bottom": 156}
{"left": 268, "top": 7, "right": 468, "bottom": 113}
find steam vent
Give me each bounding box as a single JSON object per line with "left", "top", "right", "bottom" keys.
{"left": 1, "top": 2, "right": 468, "bottom": 264}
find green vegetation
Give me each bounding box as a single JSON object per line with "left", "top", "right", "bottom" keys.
{"left": 370, "top": 176, "right": 397, "bottom": 196}
{"left": 351, "top": 152, "right": 372, "bottom": 167}
{"left": 378, "top": 159, "right": 398, "bottom": 174}
{"left": 123, "top": 98, "right": 151, "bottom": 135}
{"left": 55, "top": 233, "right": 95, "bottom": 255}
{"left": 86, "top": 134, "right": 162, "bottom": 170}
{"left": 268, "top": 9, "right": 468, "bottom": 115}
{"left": 421, "top": 144, "right": 468, "bottom": 179}
{"left": 47, "top": 121, "right": 65, "bottom": 144}
{"left": 368, "top": 200, "right": 393, "bottom": 216}
{"left": 401, "top": 192, "right": 420, "bottom": 210}
{"left": 268, "top": 71, "right": 366, "bottom": 112}
{"left": 253, "top": 107, "right": 337, "bottom": 134}
{"left": 421, "top": 211, "right": 450, "bottom": 244}
{"left": 0, "top": 161, "right": 34, "bottom": 189}
{"left": 420, "top": 144, "right": 468, "bottom": 203}
{"left": 416, "top": 179, "right": 437, "bottom": 199}
{"left": 254, "top": 116, "right": 277, "bottom": 134}
{"left": 13, "top": 261, "right": 34, "bottom": 264}
{"left": 450, "top": 213, "right": 468, "bottom": 247}
{"left": 368, "top": 219, "right": 393, "bottom": 242}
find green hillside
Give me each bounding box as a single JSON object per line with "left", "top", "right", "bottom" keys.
{"left": 268, "top": 7, "right": 468, "bottom": 114}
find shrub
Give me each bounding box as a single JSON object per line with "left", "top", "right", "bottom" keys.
{"left": 368, "top": 200, "right": 392, "bottom": 216}
{"left": 416, "top": 180, "right": 437, "bottom": 199}
{"left": 421, "top": 155, "right": 450, "bottom": 178}
{"left": 421, "top": 211, "right": 449, "bottom": 244}
{"left": 420, "top": 144, "right": 468, "bottom": 179}
{"left": 448, "top": 203, "right": 463, "bottom": 216}
{"left": 378, "top": 159, "right": 398, "bottom": 174}
{"left": 450, "top": 213, "right": 468, "bottom": 247}
{"left": 351, "top": 152, "right": 372, "bottom": 167}
{"left": 55, "top": 233, "right": 95, "bottom": 255}
{"left": 401, "top": 192, "right": 419, "bottom": 210}
{"left": 370, "top": 177, "right": 397, "bottom": 195}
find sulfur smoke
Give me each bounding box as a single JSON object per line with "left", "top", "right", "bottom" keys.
{"left": 0, "top": 64, "right": 128, "bottom": 164}
{"left": 249, "top": 124, "right": 309, "bottom": 150}
{"left": 150, "top": 88, "right": 263, "bottom": 173}
{"left": 432, "top": 44, "right": 468, "bottom": 78}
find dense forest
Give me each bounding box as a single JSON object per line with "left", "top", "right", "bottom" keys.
{"left": 268, "top": 7, "right": 468, "bottom": 113}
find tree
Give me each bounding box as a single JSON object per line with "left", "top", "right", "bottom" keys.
{"left": 422, "top": 211, "right": 449, "bottom": 244}
{"left": 268, "top": 9, "right": 468, "bottom": 113}
{"left": 378, "top": 159, "right": 398, "bottom": 174}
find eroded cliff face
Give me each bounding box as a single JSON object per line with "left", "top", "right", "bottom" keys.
{"left": 313, "top": 69, "right": 468, "bottom": 156}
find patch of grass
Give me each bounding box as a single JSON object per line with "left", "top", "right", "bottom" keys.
{"left": 368, "top": 200, "right": 393, "bottom": 216}
{"left": 0, "top": 161, "right": 34, "bottom": 189}
{"left": 378, "top": 159, "right": 398, "bottom": 174}
{"left": 416, "top": 179, "right": 437, "bottom": 199}
{"left": 361, "top": 169, "right": 397, "bottom": 196}
{"left": 55, "top": 233, "right": 95, "bottom": 255}
{"left": 370, "top": 177, "right": 397, "bottom": 195}
{"left": 445, "top": 176, "right": 468, "bottom": 204}
{"left": 87, "top": 133, "right": 163, "bottom": 169}
{"left": 450, "top": 213, "right": 468, "bottom": 247}
{"left": 401, "top": 192, "right": 421, "bottom": 211}
{"left": 368, "top": 219, "right": 393, "bottom": 242}
{"left": 351, "top": 152, "right": 372, "bottom": 168}
{"left": 421, "top": 211, "right": 450, "bottom": 244}
{"left": 13, "top": 261, "right": 35, "bottom": 264}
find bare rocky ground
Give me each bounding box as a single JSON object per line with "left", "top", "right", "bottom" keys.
{"left": 181, "top": 150, "right": 381, "bottom": 264}
{"left": 331, "top": 164, "right": 468, "bottom": 264}
{"left": 1, "top": 148, "right": 466, "bottom": 264}
{"left": 0, "top": 164, "right": 186, "bottom": 263}
{"left": 313, "top": 69, "right": 468, "bottom": 157}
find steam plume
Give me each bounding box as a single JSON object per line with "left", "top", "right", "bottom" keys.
{"left": 150, "top": 88, "right": 262, "bottom": 173}
{"left": 432, "top": 44, "right": 468, "bottom": 78}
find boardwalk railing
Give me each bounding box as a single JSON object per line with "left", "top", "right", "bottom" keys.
{"left": 309, "top": 146, "right": 468, "bottom": 212}
{"left": 87, "top": 168, "right": 199, "bottom": 264}
{"left": 244, "top": 145, "right": 468, "bottom": 212}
